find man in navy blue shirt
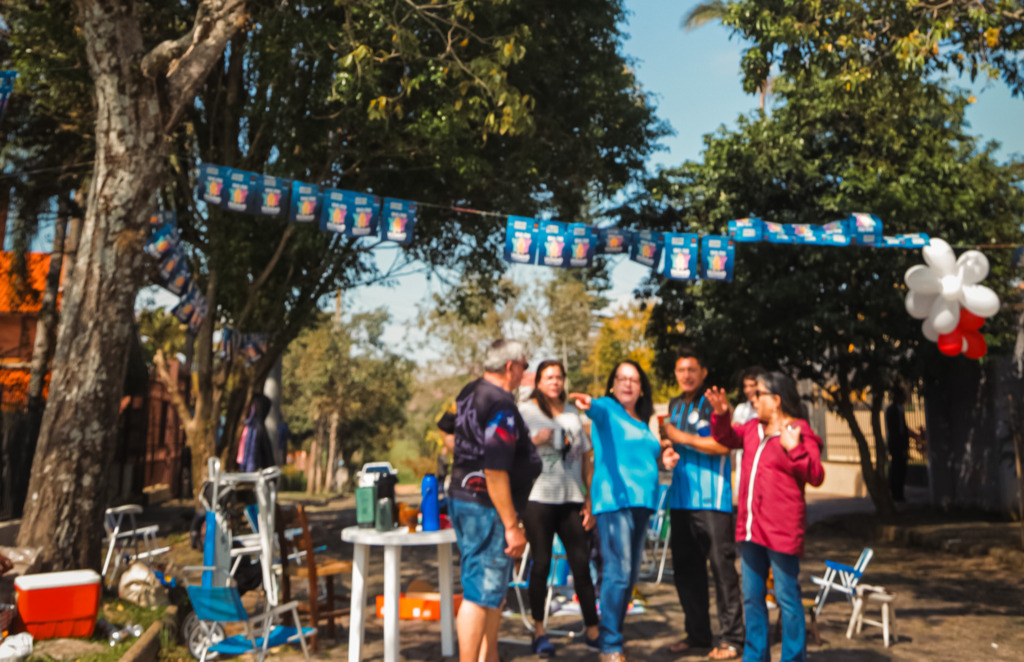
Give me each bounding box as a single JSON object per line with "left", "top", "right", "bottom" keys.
{"left": 662, "top": 348, "right": 744, "bottom": 659}
{"left": 450, "top": 339, "right": 542, "bottom": 662}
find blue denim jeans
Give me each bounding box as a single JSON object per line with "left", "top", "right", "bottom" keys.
{"left": 596, "top": 507, "right": 651, "bottom": 654}
{"left": 740, "top": 542, "right": 805, "bottom": 662}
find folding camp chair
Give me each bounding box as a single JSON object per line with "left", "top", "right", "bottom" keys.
{"left": 186, "top": 583, "right": 314, "bottom": 662}
{"left": 101, "top": 504, "right": 171, "bottom": 587}
{"left": 509, "top": 540, "right": 585, "bottom": 640}
{"left": 811, "top": 547, "right": 874, "bottom": 617}
{"left": 640, "top": 484, "right": 671, "bottom": 584}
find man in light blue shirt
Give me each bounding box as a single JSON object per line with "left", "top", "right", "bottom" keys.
{"left": 662, "top": 348, "right": 744, "bottom": 659}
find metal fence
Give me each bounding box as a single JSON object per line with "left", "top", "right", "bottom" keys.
{"left": 808, "top": 391, "right": 927, "bottom": 465}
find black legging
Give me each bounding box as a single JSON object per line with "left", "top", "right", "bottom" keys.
{"left": 522, "top": 501, "right": 599, "bottom": 627}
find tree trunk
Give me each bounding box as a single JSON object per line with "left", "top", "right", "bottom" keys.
{"left": 307, "top": 435, "right": 319, "bottom": 496}
{"left": 326, "top": 411, "right": 339, "bottom": 493}
{"left": 16, "top": 0, "right": 247, "bottom": 571}
{"left": 835, "top": 372, "right": 895, "bottom": 519}
{"left": 27, "top": 208, "right": 68, "bottom": 405}
{"left": 869, "top": 390, "right": 888, "bottom": 485}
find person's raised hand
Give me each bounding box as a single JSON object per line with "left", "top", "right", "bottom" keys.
{"left": 705, "top": 386, "right": 731, "bottom": 415}
{"left": 569, "top": 392, "right": 592, "bottom": 411}
{"left": 780, "top": 423, "right": 801, "bottom": 452}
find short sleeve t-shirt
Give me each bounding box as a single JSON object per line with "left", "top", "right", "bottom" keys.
{"left": 518, "top": 401, "right": 592, "bottom": 505}
{"left": 668, "top": 393, "right": 733, "bottom": 512}
{"left": 450, "top": 378, "right": 542, "bottom": 513}
{"left": 588, "top": 397, "right": 662, "bottom": 515}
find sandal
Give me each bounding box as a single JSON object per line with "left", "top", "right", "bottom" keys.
{"left": 708, "top": 644, "right": 741, "bottom": 660}
{"left": 532, "top": 634, "right": 555, "bottom": 657}
{"left": 669, "top": 638, "right": 709, "bottom": 654}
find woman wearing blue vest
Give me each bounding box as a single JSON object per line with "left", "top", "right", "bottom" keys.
{"left": 572, "top": 360, "right": 679, "bottom": 662}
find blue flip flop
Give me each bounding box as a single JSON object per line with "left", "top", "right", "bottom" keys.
{"left": 532, "top": 634, "right": 556, "bottom": 657}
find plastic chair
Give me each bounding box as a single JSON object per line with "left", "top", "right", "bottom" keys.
{"left": 186, "top": 584, "right": 314, "bottom": 662}
{"left": 640, "top": 484, "right": 671, "bottom": 583}
{"left": 101, "top": 505, "right": 170, "bottom": 587}
{"left": 811, "top": 547, "right": 874, "bottom": 617}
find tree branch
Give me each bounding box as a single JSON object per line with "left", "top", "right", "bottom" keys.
{"left": 142, "top": 0, "right": 250, "bottom": 133}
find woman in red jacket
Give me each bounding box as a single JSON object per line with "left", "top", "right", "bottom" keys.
{"left": 706, "top": 372, "right": 824, "bottom": 662}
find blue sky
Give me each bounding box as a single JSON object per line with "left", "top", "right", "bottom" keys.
{"left": 348, "top": 0, "right": 1024, "bottom": 349}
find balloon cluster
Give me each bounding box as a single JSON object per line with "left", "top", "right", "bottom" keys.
{"left": 904, "top": 238, "right": 999, "bottom": 359}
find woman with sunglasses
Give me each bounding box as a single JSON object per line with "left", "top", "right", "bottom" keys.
{"left": 705, "top": 372, "right": 824, "bottom": 662}
{"left": 571, "top": 361, "right": 679, "bottom": 662}
{"left": 518, "top": 360, "right": 599, "bottom": 656}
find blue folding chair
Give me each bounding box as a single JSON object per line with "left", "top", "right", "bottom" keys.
{"left": 186, "top": 584, "right": 314, "bottom": 662}
{"left": 811, "top": 547, "right": 874, "bottom": 618}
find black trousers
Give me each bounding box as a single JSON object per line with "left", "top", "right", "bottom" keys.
{"left": 522, "top": 501, "right": 600, "bottom": 627}
{"left": 889, "top": 452, "right": 908, "bottom": 501}
{"left": 670, "top": 509, "right": 745, "bottom": 648}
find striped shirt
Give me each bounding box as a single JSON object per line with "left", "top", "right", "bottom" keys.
{"left": 668, "top": 393, "right": 733, "bottom": 512}
{"left": 518, "top": 401, "right": 591, "bottom": 504}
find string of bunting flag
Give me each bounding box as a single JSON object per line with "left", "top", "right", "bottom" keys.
{"left": 0, "top": 71, "right": 17, "bottom": 124}
{"left": 139, "top": 162, "right": 1022, "bottom": 363}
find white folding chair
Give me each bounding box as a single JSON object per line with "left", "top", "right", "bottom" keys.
{"left": 101, "top": 504, "right": 171, "bottom": 587}
{"left": 812, "top": 547, "right": 874, "bottom": 617}
{"left": 640, "top": 484, "right": 671, "bottom": 583}
{"left": 508, "top": 540, "right": 585, "bottom": 640}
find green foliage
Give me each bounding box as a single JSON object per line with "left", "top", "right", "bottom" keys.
{"left": 719, "top": 0, "right": 1024, "bottom": 96}
{"left": 136, "top": 305, "right": 188, "bottom": 364}
{"left": 629, "top": 74, "right": 1024, "bottom": 397}
{"left": 282, "top": 310, "right": 414, "bottom": 471}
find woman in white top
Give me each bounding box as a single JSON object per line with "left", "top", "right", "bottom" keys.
{"left": 519, "top": 360, "right": 599, "bottom": 656}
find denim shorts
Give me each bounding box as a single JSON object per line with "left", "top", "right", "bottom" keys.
{"left": 449, "top": 498, "right": 514, "bottom": 609}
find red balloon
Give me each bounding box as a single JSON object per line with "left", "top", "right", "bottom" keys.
{"left": 963, "top": 330, "right": 987, "bottom": 359}
{"left": 958, "top": 308, "right": 985, "bottom": 332}
{"left": 937, "top": 330, "right": 963, "bottom": 356}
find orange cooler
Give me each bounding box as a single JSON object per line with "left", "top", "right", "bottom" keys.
{"left": 15, "top": 569, "right": 101, "bottom": 639}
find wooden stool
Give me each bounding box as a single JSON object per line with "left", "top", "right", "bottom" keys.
{"left": 846, "top": 584, "right": 896, "bottom": 647}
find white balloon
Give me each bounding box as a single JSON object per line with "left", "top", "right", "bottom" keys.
{"left": 960, "top": 284, "right": 1000, "bottom": 318}
{"left": 930, "top": 296, "right": 960, "bottom": 334}
{"left": 922, "top": 317, "right": 939, "bottom": 342}
{"left": 904, "top": 265, "right": 941, "bottom": 294}
{"left": 905, "top": 290, "right": 935, "bottom": 319}
{"left": 957, "top": 250, "right": 989, "bottom": 284}
{"left": 923, "top": 238, "right": 956, "bottom": 275}
{"left": 939, "top": 273, "right": 963, "bottom": 301}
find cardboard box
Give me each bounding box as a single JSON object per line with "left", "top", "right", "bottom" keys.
{"left": 375, "top": 592, "right": 463, "bottom": 620}
{"left": 15, "top": 569, "right": 101, "bottom": 639}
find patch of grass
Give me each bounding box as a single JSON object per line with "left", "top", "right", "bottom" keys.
{"left": 25, "top": 598, "right": 167, "bottom": 662}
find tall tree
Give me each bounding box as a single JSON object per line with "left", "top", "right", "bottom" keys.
{"left": 628, "top": 74, "right": 1024, "bottom": 516}
{"left": 15, "top": 0, "right": 249, "bottom": 571}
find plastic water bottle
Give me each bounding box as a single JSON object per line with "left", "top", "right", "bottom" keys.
{"left": 421, "top": 474, "right": 440, "bottom": 532}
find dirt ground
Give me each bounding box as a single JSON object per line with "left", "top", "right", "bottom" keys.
{"left": 158, "top": 493, "right": 1023, "bottom": 662}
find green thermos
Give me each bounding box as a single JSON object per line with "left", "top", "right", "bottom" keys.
{"left": 356, "top": 485, "right": 377, "bottom": 528}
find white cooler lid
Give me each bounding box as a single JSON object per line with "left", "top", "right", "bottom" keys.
{"left": 15, "top": 569, "right": 101, "bottom": 590}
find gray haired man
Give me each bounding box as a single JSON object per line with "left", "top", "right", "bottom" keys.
{"left": 450, "top": 339, "right": 542, "bottom": 662}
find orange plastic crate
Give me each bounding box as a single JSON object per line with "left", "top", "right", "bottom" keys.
{"left": 15, "top": 570, "right": 101, "bottom": 640}
{"left": 375, "top": 592, "right": 463, "bottom": 620}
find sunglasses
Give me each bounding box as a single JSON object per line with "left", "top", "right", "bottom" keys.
{"left": 755, "top": 389, "right": 774, "bottom": 398}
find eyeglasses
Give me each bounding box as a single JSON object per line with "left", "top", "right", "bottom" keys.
{"left": 517, "top": 360, "right": 529, "bottom": 371}
{"left": 755, "top": 389, "right": 774, "bottom": 398}
{"left": 615, "top": 376, "right": 641, "bottom": 385}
